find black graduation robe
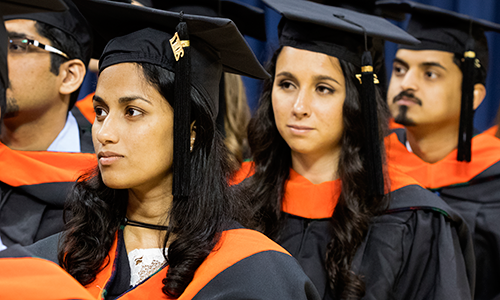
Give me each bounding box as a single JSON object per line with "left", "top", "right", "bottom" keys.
{"left": 234, "top": 162, "right": 475, "bottom": 300}
{"left": 24, "top": 224, "right": 321, "bottom": 300}
{"left": 387, "top": 128, "right": 500, "bottom": 300}
{"left": 0, "top": 107, "right": 96, "bottom": 246}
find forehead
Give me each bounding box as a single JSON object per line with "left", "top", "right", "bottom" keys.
{"left": 395, "top": 49, "right": 456, "bottom": 67}
{"left": 96, "top": 63, "right": 145, "bottom": 93}
{"left": 5, "top": 19, "right": 42, "bottom": 39}
{"left": 276, "top": 46, "right": 344, "bottom": 77}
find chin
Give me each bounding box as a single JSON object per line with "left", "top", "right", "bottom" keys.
{"left": 101, "top": 173, "right": 131, "bottom": 190}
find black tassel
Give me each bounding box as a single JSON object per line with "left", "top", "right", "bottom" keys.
{"left": 172, "top": 15, "right": 191, "bottom": 200}
{"left": 457, "top": 38, "right": 475, "bottom": 162}
{"left": 360, "top": 51, "right": 384, "bottom": 196}
{"left": 216, "top": 73, "right": 226, "bottom": 137}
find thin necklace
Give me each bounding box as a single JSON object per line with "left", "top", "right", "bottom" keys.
{"left": 123, "top": 217, "right": 169, "bottom": 231}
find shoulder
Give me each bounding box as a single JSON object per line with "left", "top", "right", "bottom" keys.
{"left": 0, "top": 255, "right": 93, "bottom": 300}
{"left": 186, "top": 227, "right": 320, "bottom": 300}
{"left": 354, "top": 187, "right": 474, "bottom": 299}
{"left": 24, "top": 233, "right": 62, "bottom": 264}
{"left": 383, "top": 181, "right": 466, "bottom": 226}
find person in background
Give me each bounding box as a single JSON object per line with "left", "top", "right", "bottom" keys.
{"left": 234, "top": 0, "right": 474, "bottom": 299}
{"left": 0, "top": 0, "right": 96, "bottom": 247}
{"left": 379, "top": 1, "right": 500, "bottom": 299}
{"left": 26, "top": 1, "right": 321, "bottom": 299}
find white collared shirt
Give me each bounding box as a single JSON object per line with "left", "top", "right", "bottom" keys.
{"left": 0, "top": 236, "right": 6, "bottom": 252}
{"left": 406, "top": 140, "right": 413, "bottom": 153}
{"left": 47, "top": 111, "right": 81, "bottom": 153}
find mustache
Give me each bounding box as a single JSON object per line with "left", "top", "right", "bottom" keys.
{"left": 393, "top": 90, "right": 422, "bottom": 106}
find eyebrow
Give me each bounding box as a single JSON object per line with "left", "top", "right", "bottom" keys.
{"left": 393, "top": 57, "right": 447, "bottom": 71}
{"left": 313, "top": 75, "right": 340, "bottom": 85}
{"left": 93, "top": 94, "right": 152, "bottom": 105}
{"left": 118, "top": 96, "right": 152, "bottom": 105}
{"left": 421, "top": 61, "right": 447, "bottom": 71}
{"left": 276, "top": 71, "right": 296, "bottom": 80}
{"left": 393, "top": 57, "right": 409, "bottom": 69}
{"left": 276, "top": 71, "right": 340, "bottom": 85}
{"left": 7, "top": 31, "right": 29, "bottom": 39}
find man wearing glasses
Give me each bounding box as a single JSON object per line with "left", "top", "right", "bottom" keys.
{"left": 0, "top": 0, "right": 96, "bottom": 247}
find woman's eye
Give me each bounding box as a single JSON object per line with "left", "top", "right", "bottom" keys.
{"left": 94, "top": 107, "right": 107, "bottom": 117}
{"left": 278, "top": 80, "right": 295, "bottom": 90}
{"left": 317, "top": 85, "right": 334, "bottom": 94}
{"left": 126, "top": 107, "right": 143, "bottom": 117}
{"left": 393, "top": 65, "right": 407, "bottom": 76}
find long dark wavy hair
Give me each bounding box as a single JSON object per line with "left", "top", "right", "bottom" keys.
{"left": 58, "top": 62, "right": 238, "bottom": 297}
{"left": 241, "top": 47, "right": 390, "bottom": 299}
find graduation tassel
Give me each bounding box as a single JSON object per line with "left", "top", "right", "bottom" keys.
{"left": 215, "top": 73, "right": 226, "bottom": 137}
{"left": 359, "top": 50, "right": 384, "bottom": 196}
{"left": 457, "top": 36, "right": 476, "bottom": 162}
{"left": 170, "top": 12, "right": 191, "bottom": 200}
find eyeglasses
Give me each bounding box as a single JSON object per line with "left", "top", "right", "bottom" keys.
{"left": 8, "top": 38, "right": 69, "bottom": 59}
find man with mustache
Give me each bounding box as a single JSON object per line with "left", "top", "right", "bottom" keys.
{"left": 380, "top": 1, "right": 500, "bottom": 299}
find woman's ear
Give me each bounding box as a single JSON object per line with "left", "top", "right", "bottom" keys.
{"left": 58, "top": 59, "right": 86, "bottom": 96}
{"left": 473, "top": 83, "right": 486, "bottom": 110}
{"left": 190, "top": 121, "right": 196, "bottom": 151}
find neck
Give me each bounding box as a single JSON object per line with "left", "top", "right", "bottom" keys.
{"left": 1, "top": 106, "right": 68, "bottom": 151}
{"left": 406, "top": 122, "right": 459, "bottom": 163}
{"left": 291, "top": 149, "right": 339, "bottom": 184}
{"left": 124, "top": 180, "right": 173, "bottom": 252}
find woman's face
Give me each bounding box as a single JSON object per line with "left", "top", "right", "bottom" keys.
{"left": 92, "top": 63, "right": 174, "bottom": 192}
{"left": 272, "top": 46, "right": 346, "bottom": 160}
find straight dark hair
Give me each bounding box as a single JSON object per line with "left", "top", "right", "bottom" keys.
{"left": 58, "top": 62, "right": 238, "bottom": 297}
{"left": 240, "top": 47, "right": 390, "bottom": 299}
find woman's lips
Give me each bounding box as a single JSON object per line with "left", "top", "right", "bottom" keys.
{"left": 98, "top": 151, "right": 124, "bottom": 165}
{"left": 287, "top": 124, "right": 314, "bottom": 134}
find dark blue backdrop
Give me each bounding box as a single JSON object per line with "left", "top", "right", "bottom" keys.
{"left": 78, "top": 0, "right": 500, "bottom": 132}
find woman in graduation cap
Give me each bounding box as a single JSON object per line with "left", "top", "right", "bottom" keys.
{"left": 24, "top": 1, "right": 320, "bottom": 299}
{"left": 234, "top": 0, "right": 475, "bottom": 299}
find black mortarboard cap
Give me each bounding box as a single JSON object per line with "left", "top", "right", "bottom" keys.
{"left": 0, "top": 0, "right": 68, "bottom": 123}
{"left": 152, "top": 0, "right": 266, "bottom": 41}
{"left": 264, "top": 0, "right": 419, "bottom": 196}
{"left": 151, "top": 0, "right": 265, "bottom": 137}
{"left": 72, "top": 0, "right": 269, "bottom": 199}
{"left": 377, "top": 0, "right": 500, "bottom": 162}
{"left": 0, "top": 0, "right": 67, "bottom": 15}
{"left": 264, "top": 0, "right": 418, "bottom": 67}
{"left": 307, "top": 0, "right": 378, "bottom": 16}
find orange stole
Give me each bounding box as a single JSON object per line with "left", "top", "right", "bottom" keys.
{"left": 483, "top": 125, "right": 498, "bottom": 137}
{"left": 0, "top": 142, "right": 96, "bottom": 187}
{"left": 236, "top": 161, "right": 420, "bottom": 219}
{"left": 88, "top": 228, "right": 290, "bottom": 299}
{"left": 76, "top": 92, "right": 96, "bottom": 124}
{"left": 385, "top": 131, "right": 500, "bottom": 189}
{"left": 0, "top": 257, "right": 94, "bottom": 300}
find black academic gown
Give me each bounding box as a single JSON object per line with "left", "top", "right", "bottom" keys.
{"left": 268, "top": 166, "right": 474, "bottom": 300}
{"left": 0, "top": 107, "right": 95, "bottom": 246}
{"left": 387, "top": 129, "right": 500, "bottom": 300}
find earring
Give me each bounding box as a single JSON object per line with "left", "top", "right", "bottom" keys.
{"left": 190, "top": 137, "right": 195, "bottom": 151}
